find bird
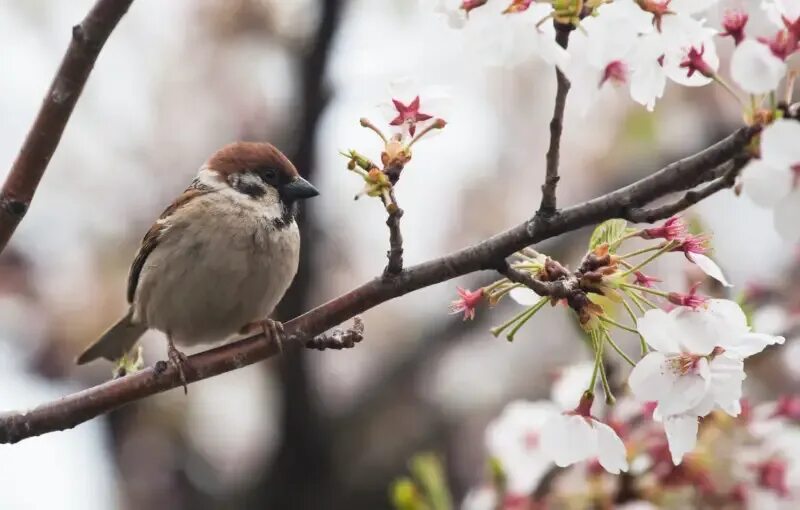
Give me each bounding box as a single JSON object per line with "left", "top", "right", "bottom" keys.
{"left": 76, "top": 142, "right": 319, "bottom": 390}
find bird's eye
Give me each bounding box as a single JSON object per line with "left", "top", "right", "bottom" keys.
{"left": 261, "top": 168, "right": 278, "bottom": 182}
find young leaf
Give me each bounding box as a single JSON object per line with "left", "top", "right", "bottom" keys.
{"left": 589, "top": 219, "right": 629, "bottom": 252}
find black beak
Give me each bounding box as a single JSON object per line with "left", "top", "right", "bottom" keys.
{"left": 281, "top": 176, "right": 320, "bottom": 200}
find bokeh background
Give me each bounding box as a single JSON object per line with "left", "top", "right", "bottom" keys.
{"left": 0, "top": 0, "right": 798, "bottom": 508}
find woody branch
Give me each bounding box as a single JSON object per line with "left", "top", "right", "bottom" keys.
{"left": 0, "top": 126, "right": 755, "bottom": 444}
{"left": 0, "top": 0, "right": 135, "bottom": 254}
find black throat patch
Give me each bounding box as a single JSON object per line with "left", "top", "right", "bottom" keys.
{"left": 272, "top": 201, "right": 297, "bottom": 230}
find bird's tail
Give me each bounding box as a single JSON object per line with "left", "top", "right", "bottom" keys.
{"left": 76, "top": 309, "right": 147, "bottom": 364}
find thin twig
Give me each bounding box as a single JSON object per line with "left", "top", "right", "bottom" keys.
{"left": 0, "top": 128, "right": 756, "bottom": 444}
{"left": 306, "top": 317, "right": 364, "bottom": 350}
{"left": 626, "top": 157, "right": 748, "bottom": 223}
{"left": 538, "top": 23, "right": 572, "bottom": 216}
{"left": 0, "top": 0, "right": 135, "bottom": 254}
{"left": 384, "top": 206, "right": 404, "bottom": 275}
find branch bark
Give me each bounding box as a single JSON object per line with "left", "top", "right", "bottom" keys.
{"left": 384, "top": 205, "right": 404, "bottom": 276}
{"left": 0, "top": 126, "right": 755, "bottom": 444}
{"left": 0, "top": 0, "right": 135, "bottom": 253}
{"left": 539, "top": 23, "right": 572, "bottom": 216}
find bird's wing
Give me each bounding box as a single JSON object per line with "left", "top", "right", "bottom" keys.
{"left": 126, "top": 180, "right": 214, "bottom": 303}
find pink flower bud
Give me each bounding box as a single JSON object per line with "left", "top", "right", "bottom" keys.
{"left": 721, "top": 10, "right": 748, "bottom": 45}
{"left": 667, "top": 283, "right": 708, "bottom": 310}
{"left": 758, "top": 30, "right": 800, "bottom": 60}
{"left": 640, "top": 216, "right": 687, "bottom": 241}
{"left": 772, "top": 395, "right": 800, "bottom": 420}
{"left": 754, "top": 458, "right": 790, "bottom": 497}
{"left": 679, "top": 45, "right": 716, "bottom": 79}
{"left": 460, "top": 0, "right": 488, "bottom": 14}
{"left": 502, "top": 0, "right": 533, "bottom": 14}
{"left": 449, "top": 287, "right": 484, "bottom": 320}
{"left": 600, "top": 60, "right": 629, "bottom": 88}
{"left": 633, "top": 271, "right": 661, "bottom": 288}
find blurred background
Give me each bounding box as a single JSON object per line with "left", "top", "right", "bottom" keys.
{"left": 0, "top": 0, "right": 798, "bottom": 508}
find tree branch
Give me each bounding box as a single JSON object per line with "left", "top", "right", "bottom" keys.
{"left": 0, "top": 127, "right": 755, "bottom": 444}
{"left": 625, "top": 157, "right": 748, "bottom": 223}
{"left": 539, "top": 23, "right": 572, "bottom": 216}
{"left": 0, "top": 0, "right": 135, "bottom": 254}
{"left": 384, "top": 205, "right": 404, "bottom": 276}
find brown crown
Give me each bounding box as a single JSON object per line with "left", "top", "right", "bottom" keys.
{"left": 206, "top": 142, "right": 298, "bottom": 178}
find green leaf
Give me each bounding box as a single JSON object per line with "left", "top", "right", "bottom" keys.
{"left": 588, "top": 219, "right": 629, "bottom": 252}
{"left": 409, "top": 454, "right": 453, "bottom": 510}
{"left": 390, "top": 478, "right": 426, "bottom": 510}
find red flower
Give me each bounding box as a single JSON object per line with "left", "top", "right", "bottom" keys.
{"left": 721, "top": 10, "right": 748, "bottom": 45}
{"left": 679, "top": 45, "right": 715, "bottom": 79}
{"left": 389, "top": 96, "right": 432, "bottom": 137}
{"left": 449, "top": 287, "right": 484, "bottom": 320}
{"left": 637, "top": 0, "right": 672, "bottom": 32}
{"left": 667, "top": 283, "right": 708, "bottom": 310}
{"left": 640, "top": 216, "right": 687, "bottom": 241}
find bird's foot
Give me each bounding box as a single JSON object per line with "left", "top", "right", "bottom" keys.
{"left": 241, "top": 319, "right": 286, "bottom": 353}
{"left": 166, "top": 339, "right": 190, "bottom": 394}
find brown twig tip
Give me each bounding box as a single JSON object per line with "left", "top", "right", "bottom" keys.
{"left": 306, "top": 316, "right": 365, "bottom": 350}
{"left": 539, "top": 27, "right": 572, "bottom": 216}
{"left": 0, "top": 0, "right": 135, "bottom": 255}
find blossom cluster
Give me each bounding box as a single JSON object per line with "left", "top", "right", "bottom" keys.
{"left": 445, "top": 216, "right": 786, "bottom": 505}
{"left": 424, "top": 1, "right": 797, "bottom": 107}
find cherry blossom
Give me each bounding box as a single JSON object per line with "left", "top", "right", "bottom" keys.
{"left": 741, "top": 119, "right": 800, "bottom": 241}
{"left": 730, "top": 39, "right": 787, "bottom": 94}
{"left": 630, "top": 300, "right": 784, "bottom": 463}
{"left": 721, "top": 9, "right": 748, "bottom": 45}
{"left": 539, "top": 393, "right": 629, "bottom": 474}
{"left": 460, "top": 3, "right": 569, "bottom": 69}
{"left": 485, "top": 400, "right": 558, "bottom": 494}
{"left": 639, "top": 215, "right": 688, "bottom": 240}
{"left": 672, "top": 234, "right": 731, "bottom": 287}
{"left": 378, "top": 78, "right": 450, "bottom": 141}
{"left": 450, "top": 287, "right": 484, "bottom": 320}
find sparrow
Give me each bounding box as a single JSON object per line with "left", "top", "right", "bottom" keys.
{"left": 76, "top": 142, "right": 318, "bottom": 389}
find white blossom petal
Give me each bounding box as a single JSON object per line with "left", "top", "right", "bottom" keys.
{"left": 707, "top": 356, "right": 745, "bottom": 416}
{"left": 761, "top": 119, "right": 800, "bottom": 169}
{"left": 663, "top": 414, "right": 699, "bottom": 465}
{"left": 671, "top": 309, "right": 721, "bottom": 355}
{"left": 657, "top": 357, "right": 711, "bottom": 415}
{"left": 637, "top": 309, "right": 681, "bottom": 353}
{"left": 724, "top": 332, "right": 786, "bottom": 358}
{"left": 687, "top": 253, "right": 731, "bottom": 287}
{"left": 551, "top": 362, "right": 595, "bottom": 411}
{"left": 540, "top": 414, "right": 595, "bottom": 467}
{"left": 731, "top": 39, "right": 787, "bottom": 94}
{"left": 509, "top": 287, "right": 541, "bottom": 306}
{"left": 594, "top": 422, "right": 629, "bottom": 474}
{"left": 628, "top": 352, "right": 677, "bottom": 403}
{"left": 774, "top": 190, "right": 800, "bottom": 242}
{"left": 741, "top": 159, "right": 793, "bottom": 207}
{"left": 669, "top": 0, "right": 720, "bottom": 14}
{"left": 706, "top": 299, "right": 749, "bottom": 334}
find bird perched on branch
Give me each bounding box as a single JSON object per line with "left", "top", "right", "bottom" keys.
{"left": 76, "top": 142, "right": 318, "bottom": 390}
